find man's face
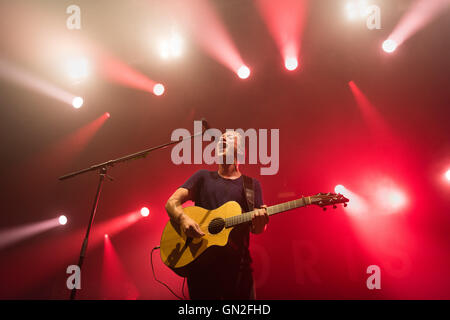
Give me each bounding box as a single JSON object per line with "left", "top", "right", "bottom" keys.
{"left": 216, "top": 132, "right": 240, "bottom": 159}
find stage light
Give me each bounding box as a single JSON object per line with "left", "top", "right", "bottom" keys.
{"left": 140, "top": 207, "right": 149, "bottom": 217}
{"left": 153, "top": 83, "right": 165, "bottom": 96}
{"left": 105, "top": 112, "right": 111, "bottom": 118}
{"left": 445, "top": 169, "right": 450, "bottom": 182}
{"left": 158, "top": 32, "right": 183, "bottom": 59}
{"left": 0, "top": 58, "right": 79, "bottom": 107}
{"left": 255, "top": 0, "right": 307, "bottom": 78}
{"left": 58, "top": 215, "right": 67, "bottom": 225}
{"left": 333, "top": 185, "right": 368, "bottom": 216}
{"left": 387, "top": 190, "right": 407, "bottom": 210}
{"left": 159, "top": 42, "right": 169, "bottom": 60}
{"left": 72, "top": 97, "right": 84, "bottom": 109}
{"left": 0, "top": 217, "right": 64, "bottom": 250}
{"left": 382, "top": 39, "right": 397, "bottom": 53}
{"left": 335, "top": 185, "right": 346, "bottom": 194}
{"left": 165, "top": 0, "right": 246, "bottom": 78}
{"left": 387, "top": 0, "right": 449, "bottom": 52}
{"left": 100, "top": 53, "right": 161, "bottom": 95}
{"left": 105, "top": 234, "right": 109, "bottom": 238}
{"left": 345, "top": 2, "right": 358, "bottom": 20}
{"left": 285, "top": 57, "right": 298, "bottom": 71}
{"left": 237, "top": 65, "right": 250, "bottom": 79}
{"left": 65, "top": 57, "right": 89, "bottom": 80}
{"left": 348, "top": 80, "right": 390, "bottom": 137}
{"left": 101, "top": 230, "right": 140, "bottom": 299}
{"left": 345, "top": 1, "right": 370, "bottom": 20}
{"left": 376, "top": 185, "right": 408, "bottom": 214}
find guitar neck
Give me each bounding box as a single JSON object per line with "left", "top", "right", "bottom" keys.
{"left": 225, "top": 196, "right": 312, "bottom": 228}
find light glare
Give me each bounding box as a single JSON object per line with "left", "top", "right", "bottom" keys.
{"left": 140, "top": 207, "right": 150, "bottom": 217}
{"left": 66, "top": 57, "right": 89, "bottom": 80}
{"left": 58, "top": 215, "right": 67, "bottom": 225}
{"left": 388, "top": 190, "right": 407, "bottom": 210}
{"left": 237, "top": 65, "right": 250, "bottom": 79}
{"left": 335, "top": 185, "right": 346, "bottom": 194}
{"left": 345, "top": 0, "right": 370, "bottom": 20}
{"left": 445, "top": 169, "right": 450, "bottom": 182}
{"left": 72, "top": 97, "right": 84, "bottom": 109}
{"left": 158, "top": 32, "right": 183, "bottom": 59}
{"left": 153, "top": 83, "right": 165, "bottom": 96}
{"left": 382, "top": 39, "right": 397, "bottom": 53}
{"left": 285, "top": 57, "right": 298, "bottom": 71}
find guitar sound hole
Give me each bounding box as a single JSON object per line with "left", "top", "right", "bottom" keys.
{"left": 208, "top": 218, "right": 225, "bottom": 235}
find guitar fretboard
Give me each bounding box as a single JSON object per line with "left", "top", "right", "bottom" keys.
{"left": 224, "top": 197, "right": 312, "bottom": 228}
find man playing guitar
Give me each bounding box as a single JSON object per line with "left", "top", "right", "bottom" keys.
{"left": 165, "top": 131, "right": 269, "bottom": 300}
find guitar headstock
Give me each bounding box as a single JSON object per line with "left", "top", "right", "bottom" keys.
{"left": 310, "top": 192, "right": 349, "bottom": 211}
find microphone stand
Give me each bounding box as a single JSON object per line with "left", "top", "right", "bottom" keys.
{"left": 60, "top": 128, "right": 204, "bottom": 300}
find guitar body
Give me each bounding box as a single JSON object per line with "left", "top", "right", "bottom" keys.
{"left": 160, "top": 201, "right": 242, "bottom": 276}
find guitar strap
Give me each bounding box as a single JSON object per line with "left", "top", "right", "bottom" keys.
{"left": 242, "top": 175, "right": 255, "bottom": 211}
{"left": 235, "top": 174, "right": 256, "bottom": 298}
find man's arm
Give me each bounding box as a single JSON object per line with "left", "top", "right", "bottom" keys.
{"left": 165, "top": 188, "right": 205, "bottom": 238}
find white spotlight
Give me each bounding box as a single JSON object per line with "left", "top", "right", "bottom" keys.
{"left": 285, "top": 57, "right": 298, "bottom": 71}
{"left": 382, "top": 39, "right": 397, "bottom": 53}
{"left": 58, "top": 215, "right": 67, "bottom": 225}
{"left": 346, "top": 2, "right": 358, "bottom": 20}
{"left": 72, "top": 96, "right": 84, "bottom": 109}
{"left": 140, "top": 207, "right": 150, "bottom": 217}
{"left": 237, "top": 65, "right": 250, "bottom": 79}
{"left": 65, "top": 57, "right": 89, "bottom": 80}
{"left": 335, "top": 185, "right": 346, "bottom": 194}
{"left": 445, "top": 169, "right": 450, "bottom": 182}
{"left": 153, "top": 83, "right": 165, "bottom": 96}
{"left": 158, "top": 32, "right": 183, "bottom": 59}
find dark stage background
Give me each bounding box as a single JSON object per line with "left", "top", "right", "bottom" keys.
{"left": 0, "top": 0, "right": 449, "bottom": 299}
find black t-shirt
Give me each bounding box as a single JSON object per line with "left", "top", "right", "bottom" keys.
{"left": 180, "top": 169, "right": 263, "bottom": 272}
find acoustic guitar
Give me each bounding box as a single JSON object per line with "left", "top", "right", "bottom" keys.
{"left": 160, "top": 193, "right": 348, "bottom": 276}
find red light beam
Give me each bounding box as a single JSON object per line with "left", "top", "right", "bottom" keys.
{"left": 0, "top": 58, "right": 77, "bottom": 106}
{"left": 167, "top": 0, "right": 247, "bottom": 76}
{"left": 348, "top": 81, "right": 392, "bottom": 139}
{"left": 0, "top": 217, "right": 61, "bottom": 250}
{"left": 101, "top": 236, "right": 140, "bottom": 299}
{"left": 388, "top": 0, "right": 450, "bottom": 48}
{"left": 98, "top": 51, "right": 159, "bottom": 95}
{"left": 334, "top": 184, "right": 369, "bottom": 216}
{"left": 255, "top": 0, "right": 308, "bottom": 69}
{"left": 0, "top": 210, "right": 144, "bottom": 297}
{"left": 15, "top": 112, "right": 110, "bottom": 178}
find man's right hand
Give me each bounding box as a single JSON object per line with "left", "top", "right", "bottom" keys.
{"left": 179, "top": 214, "right": 205, "bottom": 238}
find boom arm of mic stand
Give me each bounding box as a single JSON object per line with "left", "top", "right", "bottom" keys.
{"left": 58, "top": 131, "right": 204, "bottom": 180}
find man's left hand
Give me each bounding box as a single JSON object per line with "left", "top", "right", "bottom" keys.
{"left": 251, "top": 205, "right": 269, "bottom": 234}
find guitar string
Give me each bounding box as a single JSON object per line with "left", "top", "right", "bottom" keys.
{"left": 196, "top": 211, "right": 254, "bottom": 228}
{"left": 196, "top": 199, "right": 300, "bottom": 228}
{"left": 196, "top": 202, "right": 292, "bottom": 230}
{"left": 183, "top": 197, "right": 346, "bottom": 236}
{"left": 193, "top": 198, "right": 311, "bottom": 232}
